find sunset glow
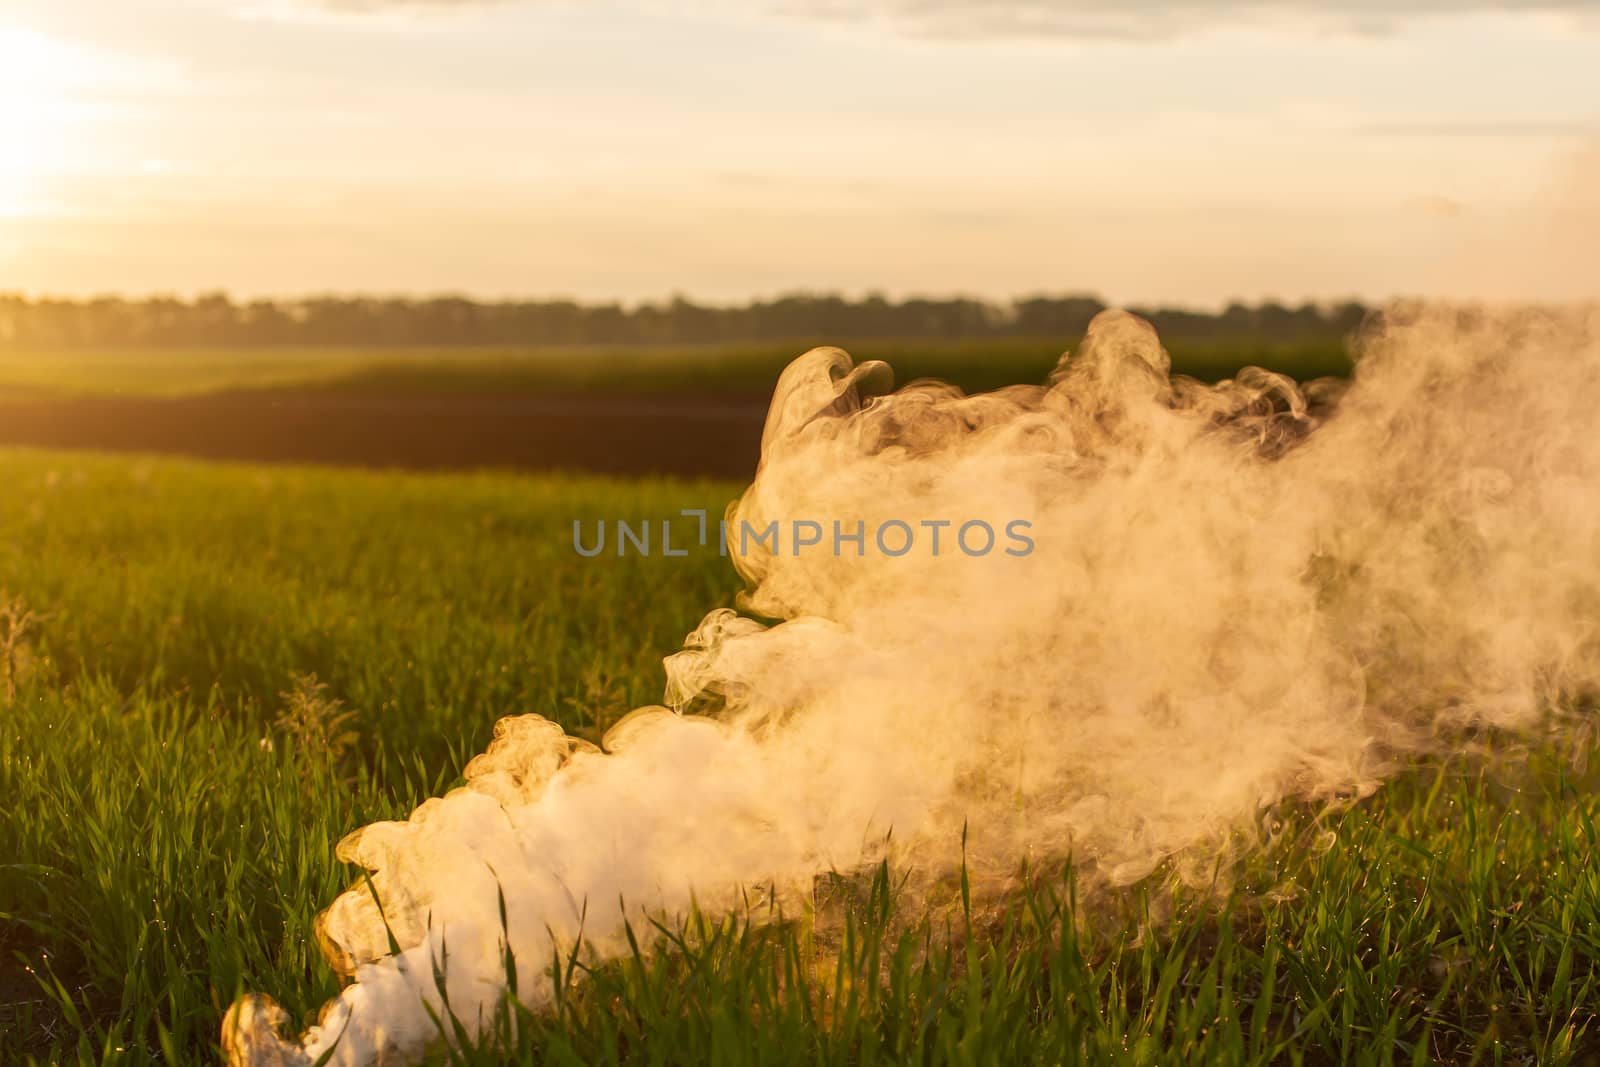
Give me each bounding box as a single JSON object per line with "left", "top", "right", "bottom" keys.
{"left": 6, "top": 5, "right": 1600, "bottom": 1066}
{"left": 0, "top": 28, "right": 67, "bottom": 216}
{"left": 0, "top": 2, "right": 1596, "bottom": 302}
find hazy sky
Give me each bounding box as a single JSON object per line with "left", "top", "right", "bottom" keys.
{"left": 1, "top": 0, "right": 1597, "bottom": 305}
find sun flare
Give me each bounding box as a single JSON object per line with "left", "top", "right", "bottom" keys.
{"left": 0, "top": 27, "right": 90, "bottom": 215}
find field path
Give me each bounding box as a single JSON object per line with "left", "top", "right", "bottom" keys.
{"left": 0, "top": 388, "right": 769, "bottom": 478}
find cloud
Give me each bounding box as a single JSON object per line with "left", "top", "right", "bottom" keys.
{"left": 261, "top": 0, "right": 1600, "bottom": 39}
{"left": 231, "top": 0, "right": 519, "bottom": 25}
{"left": 773, "top": 0, "right": 1600, "bottom": 39}
{"left": 1360, "top": 120, "right": 1600, "bottom": 137}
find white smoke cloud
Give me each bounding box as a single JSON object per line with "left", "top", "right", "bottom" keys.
{"left": 226, "top": 303, "right": 1600, "bottom": 1065}
{"left": 1421, "top": 141, "right": 1600, "bottom": 301}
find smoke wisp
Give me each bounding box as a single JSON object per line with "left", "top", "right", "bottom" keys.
{"left": 226, "top": 305, "right": 1600, "bottom": 1065}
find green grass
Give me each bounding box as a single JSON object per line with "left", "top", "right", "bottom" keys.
{"left": 2, "top": 446, "right": 1596, "bottom": 1066}
{"left": 0, "top": 338, "right": 1354, "bottom": 400}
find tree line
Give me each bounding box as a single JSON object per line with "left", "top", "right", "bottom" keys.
{"left": 0, "top": 292, "right": 1370, "bottom": 347}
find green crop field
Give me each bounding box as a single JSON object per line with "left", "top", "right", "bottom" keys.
{"left": 3, "top": 446, "right": 1598, "bottom": 1066}
{"left": 0, "top": 338, "right": 1354, "bottom": 400}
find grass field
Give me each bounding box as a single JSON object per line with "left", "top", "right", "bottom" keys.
{"left": 3, "top": 445, "right": 1599, "bottom": 1065}
{"left": 0, "top": 338, "right": 1354, "bottom": 399}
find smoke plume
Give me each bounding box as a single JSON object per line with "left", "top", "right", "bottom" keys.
{"left": 225, "top": 305, "right": 1600, "bottom": 1065}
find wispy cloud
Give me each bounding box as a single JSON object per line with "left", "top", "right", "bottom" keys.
{"left": 1360, "top": 119, "right": 1600, "bottom": 137}
{"left": 266, "top": 0, "right": 1600, "bottom": 39}
{"left": 774, "top": 0, "right": 1600, "bottom": 40}
{"left": 230, "top": 0, "right": 479, "bottom": 26}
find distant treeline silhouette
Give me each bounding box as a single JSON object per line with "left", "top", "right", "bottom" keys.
{"left": 0, "top": 292, "right": 1369, "bottom": 347}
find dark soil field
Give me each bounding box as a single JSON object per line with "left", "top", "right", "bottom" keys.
{"left": 0, "top": 338, "right": 1352, "bottom": 478}
{"left": 0, "top": 388, "right": 771, "bottom": 479}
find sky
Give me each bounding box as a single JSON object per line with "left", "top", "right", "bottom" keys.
{"left": 0, "top": 0, "right": 1597, "bottom": 306}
